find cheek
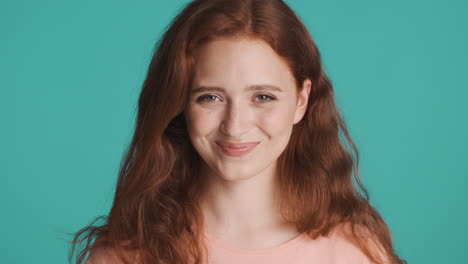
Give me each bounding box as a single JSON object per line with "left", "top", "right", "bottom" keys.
{"left": 257, "top": 103, "right": 295, "bottom": 133}
{"left": 185, "top": 106, "right": 219, "bottom": 136}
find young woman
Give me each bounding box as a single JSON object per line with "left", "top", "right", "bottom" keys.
{"left": 70, "top": 0, "right": 406, "bottom": 263}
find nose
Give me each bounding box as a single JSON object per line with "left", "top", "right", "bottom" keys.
{"left": 220, "top": 101, "right": 251, "bottom": 138}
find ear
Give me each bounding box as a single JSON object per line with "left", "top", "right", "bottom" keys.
{"left": 293, "top": 79, "right": 311, "bottom": 125}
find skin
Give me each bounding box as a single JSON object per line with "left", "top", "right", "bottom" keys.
{"left": 183, "top": 37, "right": 311, "bottom": 249}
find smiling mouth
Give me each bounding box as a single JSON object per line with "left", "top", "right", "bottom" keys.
{"left": 215, "top": 141, "right": 260, "bottom": 157}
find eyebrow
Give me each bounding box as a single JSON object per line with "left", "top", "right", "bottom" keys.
{"left": 191, "top": 84, "right": 284, "bottom": 94}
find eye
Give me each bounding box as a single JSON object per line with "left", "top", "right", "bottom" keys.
{"left": 255, "top": 94, "right": 276, "bottom": 102}
{"left": 195, "top": 94, "right": 277, "bottom": 104}
{"left": 196, "top": 94, "right": 221, "bottom": 103}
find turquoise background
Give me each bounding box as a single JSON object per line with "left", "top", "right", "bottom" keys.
{"left": 2, "top": 0, "right": 467, "bottom": 263}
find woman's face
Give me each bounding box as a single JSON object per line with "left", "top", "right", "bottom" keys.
{"left": 184, "top": 37, "right": 310, "bottom": 181}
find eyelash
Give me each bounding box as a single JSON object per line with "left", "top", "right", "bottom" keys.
{"left": 196, "top": 94, "right": 276, "bottom": 103}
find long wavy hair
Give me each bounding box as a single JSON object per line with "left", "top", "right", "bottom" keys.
{"left": 69, "top": 0, "right": 406, "bottom": 263}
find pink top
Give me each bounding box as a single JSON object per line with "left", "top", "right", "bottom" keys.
{"left": 203, "top": 231, "right": 376, "bottom": 264}
{"left": 86, "top": 227, "right": 385, "bottom": 264}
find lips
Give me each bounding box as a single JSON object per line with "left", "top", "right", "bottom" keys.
{"left": 215, "top": 141, "right": 260, "bottom": 157}
{"left": 215, "top": 141, "right": 260, "bottom": 149}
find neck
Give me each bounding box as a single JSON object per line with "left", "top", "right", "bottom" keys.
{"left": 198, "top": 160, "right": 294, "bottom": 238}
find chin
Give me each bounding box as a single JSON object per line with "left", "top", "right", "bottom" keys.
{"left": 220, "top": 172, "right": 255, "bottom": 182}
{"left": 214, "top": 161, "right": 269, "bottom": 182}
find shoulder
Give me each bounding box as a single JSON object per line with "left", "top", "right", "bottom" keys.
{"left": 299, "top": 223, "right": 389, "bottom": 264}
{"left": 86, "top": 247, "right": 141, "bottom": 264}
{"left": 303, "top": 230, "right": 368, "bottom": 263}
{"left": 85, "top": 248, "right": 122, "bottom": 264}
{"left": 333, "top": 222, "right": 390, "bottom": 264}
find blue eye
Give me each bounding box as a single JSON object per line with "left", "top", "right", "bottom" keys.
{"left": 196, "top": 94, "right": 220, "bottom": 103}
{"left": 256, "top": 94, "right": 276, "bottom": 102}
{"left": 195, "top": 94, "right": 277, "bottom": 103}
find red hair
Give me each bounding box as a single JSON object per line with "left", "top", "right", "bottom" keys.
{"left": 69, "top": 1, "right": 406, "bottom": 263}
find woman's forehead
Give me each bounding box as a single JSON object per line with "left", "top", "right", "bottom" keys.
{"left": 192, "top": 38, "right": 295, "bottom": 91}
